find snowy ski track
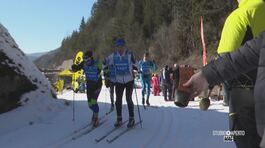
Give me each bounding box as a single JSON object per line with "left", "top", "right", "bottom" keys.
{"left": 0, "top": 86, "right": 235, "bottom": 148}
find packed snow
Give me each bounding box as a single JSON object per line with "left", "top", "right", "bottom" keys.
{"left": 0, "top": 86, "right": 236, "bottom": 148}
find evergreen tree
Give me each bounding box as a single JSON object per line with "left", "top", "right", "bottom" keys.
{"left": 79, "top": 17, "right": 86, "bottom": 32}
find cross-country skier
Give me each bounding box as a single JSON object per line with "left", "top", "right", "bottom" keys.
{"left": 138, "top": 52, "right": 156, "bottom": 106}
{"left": 104, "top": 38, "right": 138, "bottom": 128}
{"left": 71, "top": 50, "right": 102, "bottom": 127}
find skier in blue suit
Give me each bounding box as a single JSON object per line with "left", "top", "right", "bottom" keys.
{"left": 138, "top": 52, "right": 156, "bottom": 106}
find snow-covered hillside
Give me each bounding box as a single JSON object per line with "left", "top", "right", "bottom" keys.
{"left": 0, "top": 86, "right": 236, "bottom": 148}
{"left": 0, "top": 23, "right": 59, "bottom": 137}
{"left": 0, "top": 23, "right": 55, "bottom": 99}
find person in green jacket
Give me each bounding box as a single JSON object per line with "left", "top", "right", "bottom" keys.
{"left": 207, "top": 0, "right": 265, "bottom": 147}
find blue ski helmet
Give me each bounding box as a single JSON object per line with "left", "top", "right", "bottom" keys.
{"left": 115, "top": 39, "right": 126, "bottom": 47}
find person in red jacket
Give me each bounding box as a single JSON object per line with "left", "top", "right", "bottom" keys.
{"left": 151, "top": 73, "right": 160, "bottom": 96}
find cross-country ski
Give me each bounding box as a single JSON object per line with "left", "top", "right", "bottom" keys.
{"left": 71, "top": 119, "right": 107, "bottom": 140}
{"left": 106, "top": 120, "right": 143, "bottom": 143}
{"left": 95, "top": 119, "right": 129, "bottom": 143}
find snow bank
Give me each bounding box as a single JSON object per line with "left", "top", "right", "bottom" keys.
{"left": 0, "top": 23, "right": 55, "bottom": 100}
{"left": 0, "top": 23, "right": 65, "bottom": 135}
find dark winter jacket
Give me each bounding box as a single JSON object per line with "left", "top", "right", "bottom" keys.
{"left": 202, "top": 31, "right": 265, "bottom": 137}
{"left": 161, "top": 68, "right": 171, "bottom": 85}
{"left": 172, "top": 66, "right": 179, "bottom": 81}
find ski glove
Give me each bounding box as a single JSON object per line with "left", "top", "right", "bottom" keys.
{"left": 71, "top": 64, "right": 78, "bottom": 72}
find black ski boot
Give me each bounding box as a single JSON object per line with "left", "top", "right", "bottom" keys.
{"left": 93, "top": 116, "right": 99, "bottom": 127}
{"left": 91, "top": 113, "right": 99, "bottom": 127}
{"left": 114, "top": 116, "right": 122, "bottom": 127}
{"left": 146, "top": 99, "right": 150, "bottom": 106}
{"left": 127, "top": 117, "right": 135, "bottom": 128}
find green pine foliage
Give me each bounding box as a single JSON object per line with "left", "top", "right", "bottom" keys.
{"left": 35, "top": 0, "right": 237, "bottom": 69}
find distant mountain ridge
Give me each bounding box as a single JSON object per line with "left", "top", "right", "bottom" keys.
{"left": 34, "top": 49, "right": 60, "bottom": 69}
{"left": 27, "top": 52, "right": 47, "bottom": 61}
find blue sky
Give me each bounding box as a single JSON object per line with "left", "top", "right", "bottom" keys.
{"left": 0, "top": 0, "right": 96, "bottom": 54}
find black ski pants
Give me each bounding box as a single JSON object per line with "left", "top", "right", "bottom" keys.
{"left": 115, "top": 80, "right": 134, "bottom": 118}
{"left": 109, "top": 81, "right": 115, "bottom": 105}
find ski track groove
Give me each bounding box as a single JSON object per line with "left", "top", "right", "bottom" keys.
{"left": 169, "top": 108, "right": 180, "bottom": 147}
{"left": 41, "top": 123, "right": 91, "bottom": 148}
{"left": 141, "top": 106, "right": 167, "bottom": 148}
{"left": 157, "top": 106, "right": 174, "bottom": 148}
{"left": 54, "top": 124, "right": 102, "bottom": 148}
{"left": 43, "top": 112, "right": 113, "bottom": 148}
{"left": 163, "top": 108, "right": 178, "bottom": 148}
{"left": 141, "top": 106, "right": 164, "bottom": 148}
{"left": 70, "top": 112, "right": 116, "bottom": 145}
{"left": 41, "top": 97, "right": 181, "bottom": 148}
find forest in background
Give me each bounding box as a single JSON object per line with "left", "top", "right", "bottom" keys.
{"left": 35, "top": 0, "right": 237, "bottom": 69}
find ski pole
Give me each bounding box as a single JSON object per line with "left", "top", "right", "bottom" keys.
{"left": 72, "top": 73, "right": 75, "bottom": 122}
{"left": 134, "top": 85, "right": 143, "bottom": 128}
